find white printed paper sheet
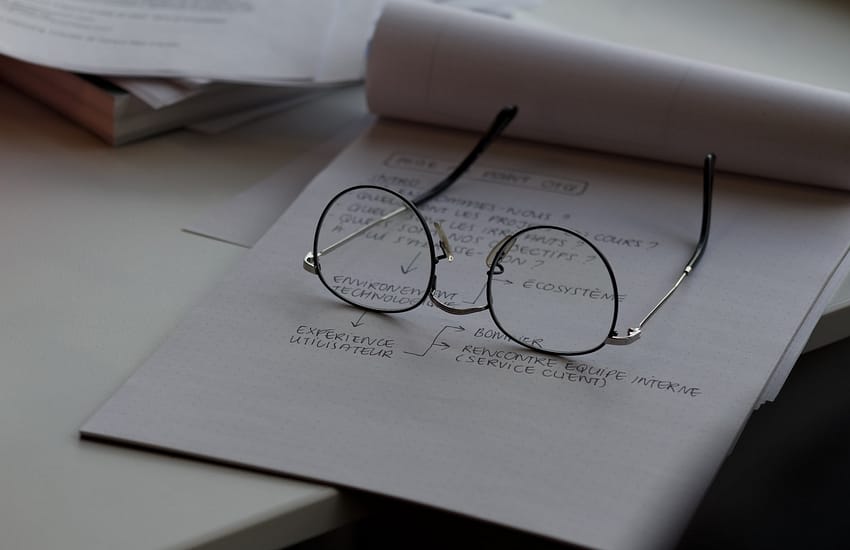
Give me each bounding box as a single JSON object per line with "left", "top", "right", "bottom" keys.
{"left": 0, "top": 0, "right": 381, "bottom": 83}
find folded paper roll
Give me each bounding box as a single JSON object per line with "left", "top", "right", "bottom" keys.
{"left": 367, "top": 2, "right": 850, "bottom": 190}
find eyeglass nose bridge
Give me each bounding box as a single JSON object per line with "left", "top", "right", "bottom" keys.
{"left": 428, "top": 226, "right": 522, "bottom": 315}
{"left": 428, "top": 222, "right": 489, "bottom": 315}
{"left": 429, "top": 282, "right": 489, "bottom": 315}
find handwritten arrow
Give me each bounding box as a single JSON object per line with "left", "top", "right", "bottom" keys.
{"left": 463, "top": 279, "right": 512, "bottom": 305}
{"left": 400, "top": 251, "right": 422, "bottom": 274}
{"left": 350, "top": 311, "right": 367, "bottom": 328}
{"left": 463, "top": 284, "right": 487, "bottom": 305}
{"left": 404, "top": 324, "right": 463, "bottom": 356}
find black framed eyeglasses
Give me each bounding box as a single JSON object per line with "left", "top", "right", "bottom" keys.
{"left": 304, "top": 106, "right": 715, "bottom": 356}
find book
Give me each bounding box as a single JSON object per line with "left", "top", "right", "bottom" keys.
{"left": 81, "top": 3, "right": 850, "bottom": 549}
{"left": 0, "top": 55, "right": 319, "bottom": 145}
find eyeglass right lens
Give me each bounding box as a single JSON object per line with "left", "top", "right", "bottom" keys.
{"left": 487, "top": 226, "right": 618, "bottom": 355}
{"left": 314, "top": 186, "right": 433, "bottom": 312}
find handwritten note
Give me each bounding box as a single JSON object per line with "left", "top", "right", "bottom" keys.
{"left": 83, "top": 119, "right": 850, "bottom": 550}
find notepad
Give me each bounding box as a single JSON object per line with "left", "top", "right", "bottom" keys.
{"left": 83, "top": 115, "right": 850, "bottom": 549}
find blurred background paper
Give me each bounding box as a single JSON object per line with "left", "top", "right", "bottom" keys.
{"left": 0, "top": 0, "right": 537, "bottom": 144}
{"left": 0, "top": 0, "right": 537, "bottom": 82}
{"left": 1, "top": 1, "right": 342, "bottom": 82}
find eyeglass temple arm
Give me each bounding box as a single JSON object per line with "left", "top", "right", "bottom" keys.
{"left": 304, "top": 205, "right": 409, "bottom": 273}
{"left": 606, "top": 153, "right": 715, "bottom": 345}
{"left": 412, "top": 106, "right": 518, "bottom": 207}
{"left": 305, "top": 106, "right": 519, "bottom": 274}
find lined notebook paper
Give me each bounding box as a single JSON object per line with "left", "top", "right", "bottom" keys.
{"left": 84, "top": 118, "right": 850, "bottom": 549}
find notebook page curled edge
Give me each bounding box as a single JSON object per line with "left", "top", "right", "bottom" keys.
{"left": 366, "top": 1, "right": 850, "bottom": 190}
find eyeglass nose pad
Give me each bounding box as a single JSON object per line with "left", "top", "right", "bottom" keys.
{"left": 434, "top": 222, "right": 454, "bottom": 262}
{"left": 485, "top": 234, "right": 517, "bottom": 271}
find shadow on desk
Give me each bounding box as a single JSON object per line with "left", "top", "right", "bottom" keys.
{"left": 678, "top": 335, "right": 850, "bottom": 550}
{"left": 293, "top": 337, "right": 850, "bottom": 550}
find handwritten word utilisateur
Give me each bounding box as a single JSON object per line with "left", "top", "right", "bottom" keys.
{"left": 290, "top": 325, "right": 394, "bottom": 358}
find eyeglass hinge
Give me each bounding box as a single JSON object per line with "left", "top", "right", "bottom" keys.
{"left": 605, "top": 327, "right": 641, "bottom": 345}
{"left": 303, "top": 252, "right": 318, "bottom": 274}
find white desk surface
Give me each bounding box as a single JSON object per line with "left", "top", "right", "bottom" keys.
{"left": 0, "top": 84, "right": 368, "bottom": 550}
{"left": 3, "top": 2, "right": 850, "bottom": 549}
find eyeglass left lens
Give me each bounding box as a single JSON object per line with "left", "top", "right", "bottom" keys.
{"left": 487, "top": 226, "right": 618, "bottom": 355}
{"left": 314, "top": 186, "right": 433, "bottom": 313}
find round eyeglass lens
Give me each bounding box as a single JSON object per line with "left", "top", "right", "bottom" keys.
{"left": 314, "top": 186, "right": 433, "bottom": 312}
{"left": 487, "top": 226, "right": 617, "bottom": 354}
